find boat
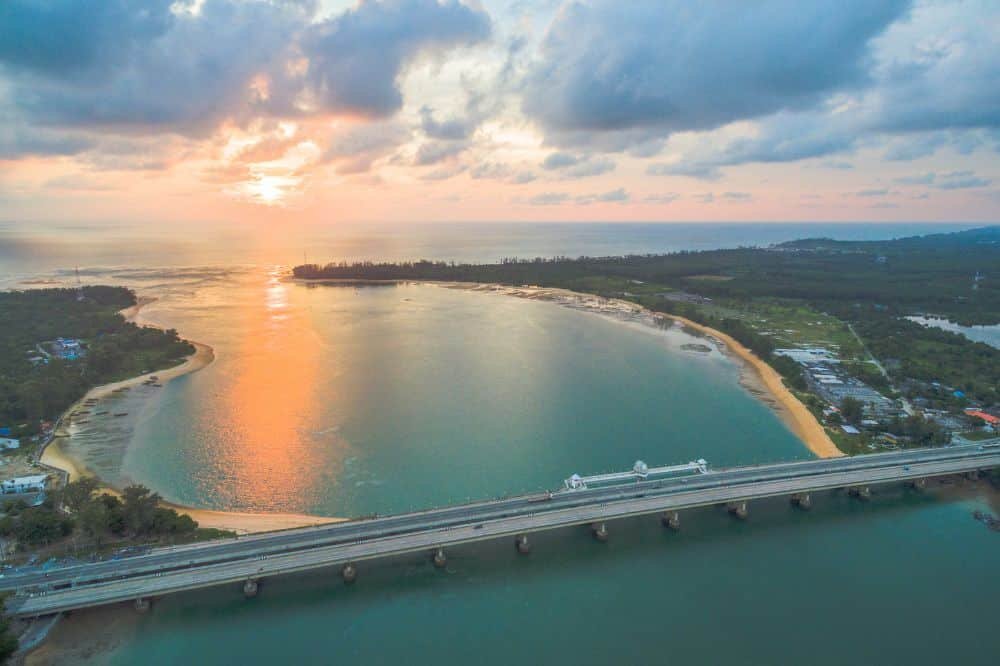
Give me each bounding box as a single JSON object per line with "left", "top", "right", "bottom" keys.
{"left": 113, "top": 413, "right": 128, "bottom": 418}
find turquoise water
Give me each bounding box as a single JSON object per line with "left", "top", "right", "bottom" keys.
{"left": 118, "top": 274, "right": 806, "bottom": 516}
{"left": 103, "top": 490, "right": 997, "bottom": 666}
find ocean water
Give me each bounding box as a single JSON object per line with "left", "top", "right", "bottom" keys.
{"left": 1, "top": 222, "right": 996, "bottom": 664}
{"left": 0, "top": 221, "right": 980, "bottom": 281}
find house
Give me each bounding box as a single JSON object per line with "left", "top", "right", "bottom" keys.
{"left": 966, "top": 410, "right": 999, "bottom": 431}
{"left": 1, "top": 474, "right": 48, "bottom": 494}
{"left": 841, "top": 424, "right": 861, "bottom": 435}
{"left": 0, "top": 438, "right": 19, "bottom": 451}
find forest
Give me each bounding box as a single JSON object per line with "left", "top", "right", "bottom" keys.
{"left": 0, "top": 287, "right": 194, "bottom": 438}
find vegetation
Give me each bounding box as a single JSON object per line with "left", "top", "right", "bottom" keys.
{"left": 0, "top": 287, "right": 194, "bottom": 439}
{"left": 0, "top": 600, "right": 16, "bottom": 664}
{"left": 0, "top": 479, "right": 220, "bottom": 555}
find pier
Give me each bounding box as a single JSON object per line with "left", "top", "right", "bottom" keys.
{"left": 3, "top": 442, "right": 998, "bottom": 617}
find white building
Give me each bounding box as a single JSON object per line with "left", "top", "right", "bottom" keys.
{"left": 1, "top": 475, "right": 47, "bottom": 494}
{"left": 0, "top": 438, "right": 19, "bottom": 450}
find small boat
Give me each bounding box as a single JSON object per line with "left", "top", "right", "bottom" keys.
{"left": 95, "top": 411, "right": 109, "bottom": 416}
{"left": 113, "top": 413, "right": 128, "bottom": 418}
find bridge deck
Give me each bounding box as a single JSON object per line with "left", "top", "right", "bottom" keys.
{"left": 5, "top": 444, "right": 999, "bottom": 616}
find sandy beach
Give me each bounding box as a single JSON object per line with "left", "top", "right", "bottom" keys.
{"left": 445, "top": 283, "right": 843, "bottom": 459}
{"left": 39, "top": 298, "right": 341, "bottom": 535}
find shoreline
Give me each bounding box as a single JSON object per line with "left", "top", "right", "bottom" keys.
{"left": 39, "top": 297, "right": 342, "bottom": 535}
{"left": 439, "top": 282, "right": 844, "bottom": 459}
{"left": 291, "top": 277, "right": 842, "bottom": 457}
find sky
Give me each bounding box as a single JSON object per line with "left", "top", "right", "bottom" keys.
{"left": 1, "top": 0, "right": 998, "bottom": 226}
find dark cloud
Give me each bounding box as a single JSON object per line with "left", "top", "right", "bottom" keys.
{"left": 0, "top": 0, "right": 490, "bottom": 145}
{"left": 541, "top": 152, "right": 615, "bottom": 178}
{"left": 0, "top": 0, "right": 174, "bottom": 77}
{"left": 5, "top": 1, "right": 307, "bottom": 135}
{"left": 302, "top": 0, "right": 491, "bottom": 117}
{"left": 523, "top": 1, "right": 909, "bottom": 136}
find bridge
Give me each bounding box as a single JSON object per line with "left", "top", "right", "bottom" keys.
{"left": 4, "top": 442, "right": 998, "bottom": 617}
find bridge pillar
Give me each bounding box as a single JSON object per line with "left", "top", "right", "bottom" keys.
{"left": 432, "top": 548, "right": 448, "bottom": 569}
{"left": 243, "top": 578, "right": 259, "bottom": 598}
{"left": 341, "top": 563, "right": 357, "bottom": 584}
{"left": 728, "top": 501, "right": 749, "bottom": 520}
{"left": 791, "top": 493, "right": 812, "bottom": 510}
{"left": 591, "top": 522, "right": 609, "bottom": 542}
{"left": 906, "top": 478, "right": 927, "bottom": 491}
{"left": 965, "top": 470, "right": 981, "bottom": 481}
{"left": 660, "top": 511, "right": 681, "bottom": 530}
{"left": 133, "top": 598, "right": 151, "bottom": 614}
{"left": 515, "top": 534, "right": 531, "bottom": 555}
{"left": 849, "top": 486, "right": 872, "bottom": 500}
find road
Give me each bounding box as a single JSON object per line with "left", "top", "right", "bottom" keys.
{"left": 4, "top": 443, "right": 998, "bottom": 617}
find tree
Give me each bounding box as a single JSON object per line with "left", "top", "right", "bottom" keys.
{"left": 840, "top": 397, "right": 864, "bottom": 425}
{"left": 61, "top": 477, "right": 100, "bottom": 514}
{"left": 121, "top": 485, "right": 161, "bottom": 535}
{"left": 0, "top": 598, "right": 18, "bottom": 664}
{"left": 14, "top": 508, "right": 73, "bottom": 545}
{"left": 79, "top": 500, "right": 111, "bottom": 546}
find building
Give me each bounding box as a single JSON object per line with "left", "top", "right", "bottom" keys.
{"left": 1, "top": 475, "right": 48, "bottom": 494}
{"left": 965, "top": 410, "right": 999, "bottom": 431}
{"left": 841, "top": 425, "right": 861, "bottom": 435}
{"left": 51, "top": 337, "right": 84, "bottom": 361}
{"left": 0, "top": 438, "right": 19, "bottom": 451}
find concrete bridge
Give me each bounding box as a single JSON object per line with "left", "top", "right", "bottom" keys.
{"left": 4, "top": 443, "right": 998, "bottom": 617}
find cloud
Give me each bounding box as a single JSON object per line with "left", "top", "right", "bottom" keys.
{"left": 576, "top": 187, "right": 629, "bottom": 204}
{"left": 526, "top": 1, "right": 1000, "bottom": 174}
{"left": 525, "top": 188, "right": 630, "bottom": 205}
{"left": 0, "top": 0, "right": 175, "bottom": 77}
{"left": 855, "top": 188, "right": 891, "bottom": 197}
{"left": 894, "top": 173, "right": 936, "bottom": 186}
{"left": 414, "top": 140, "right": 468, "bottom": 165}
{"left": 540, "top": 152, "right": 615, "bottom": 178}
{"left": 523, "top": 1, "right": 909, "bottom": 137}
{"left": 893, "top": 170, "right": 991, "bottom": 189}
{"left": 527, "top": 191, "right": 570, "bottom": 205}
{"left": 324, "top": 121, "right": 411, "bottom": 174}
{"left": 469, "top": 162, "right": 536, "bottom": 184}
{"left": 721, "top": 191, "right": 751, "bottom": 202}
{"left": 302, "top": 0, "right": 491, "bottom": 117}
{"left": 0, "top": 0, "right": 491, "bottom": 140}
{"left": 934, "top": 171, "right": 991, "bottom": 190}
{"left": 647, "top": 162, "right": 721, "bottom": 181}
{"left": 645, "top": 193, "right": 680, "bottom": 204}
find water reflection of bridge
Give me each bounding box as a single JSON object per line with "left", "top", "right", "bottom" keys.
{"left": 5, "top": 443, "right": 999, "bottom": 617}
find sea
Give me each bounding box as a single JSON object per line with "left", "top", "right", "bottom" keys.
{"left": 1, "top": 222, "right": 997, "bottom": 665}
